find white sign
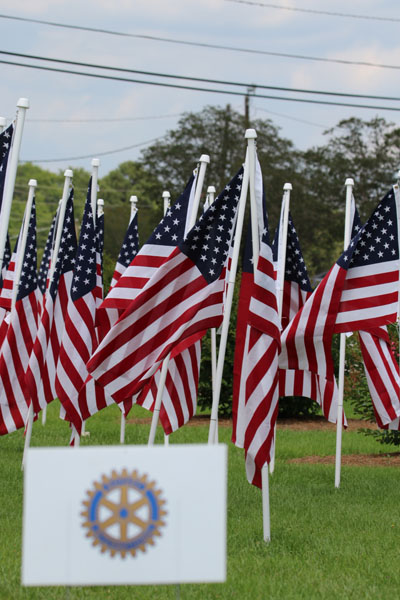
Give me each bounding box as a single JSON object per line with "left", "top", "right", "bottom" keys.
{"left": 22, "top": 444, "right": 227, "bottom": 587}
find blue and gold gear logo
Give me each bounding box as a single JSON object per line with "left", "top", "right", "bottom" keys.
{"left": 81, "top": 468, "right": 167, "bottom": 558}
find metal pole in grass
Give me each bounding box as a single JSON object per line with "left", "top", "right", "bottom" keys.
{"left": 269, "top": 182, "right": 292, "bottom": 476}
{"left": 334, "top": 177, "right": 354, "bottom": 488}
{"left": 119, "top": 195, "right": 138, "bottom": 445}
{"left": 22, "top": 170, "right": 73, "bottom": 468}
{"left": 148, "top": 157, "right": 209, "bottom": 446}
{"left": 208, "top": 142, "right": 250, "bottom": 445}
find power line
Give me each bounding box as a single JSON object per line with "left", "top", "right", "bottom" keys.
{"left": 3, "top": 58, "right": 400, "bottom": 113}
{"left": 254, "top": 105, "right": 326, "bottom": 128}
{"left": 2, "top": 49, "right": 400, "bottom": 101}
{"left": 0, "top": 13, "right": 399, "bottom": 71}
{"left": 26, "top": 112, "right": 182, "bottom": 123}
{"left": 225, "top": 0, "right": 400, "bottom": 22}
{"left": 21, "top": 136, "right": 161, "bottom": 163}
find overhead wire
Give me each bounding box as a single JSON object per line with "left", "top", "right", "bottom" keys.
{"left": 2, "top": 49, "right": 400, "bottom": 100}
{"left": 2, "top": 58, "right": 400, "bottom": 113}
{"left": 0, "top": 13, "right": 399, "bottom": 70}
{"left": 224, "top": 0, "right": 400, "bottom": 22}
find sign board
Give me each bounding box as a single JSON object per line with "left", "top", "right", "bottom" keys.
{"left": 22, "top": 444, "right": 227, "bottom": 586}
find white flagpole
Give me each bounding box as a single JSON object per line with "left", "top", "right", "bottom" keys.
{"left": 11, "top": 179, "right": 37, "bottom": 311}
{"left": 119, "top": 195, "right": 138, "bottom": 444}
{"left": 0, "top": 117, "right": 6, "bottom": 132}
{"left": 0, "top": 98, "right": 29, "bottom": 274}
{"left": 245, "top": 131, "right": 272, "bottom": 542}
{"left": 334, "top": 177, "right": 354, "bottom": 488}
{"left": 23, "top": 170, "right": 73, "bottom": 461}
{"left": 90, "top": 158, "right": 100, "bottom": 220}
{"left": 269, "top": 183, "right": 291, "bottom": 476}
{"left": 162, "top": 191, "right": 170, "bottom": 215}
{"left": 148, "top": 156, "right": 209, "bottom": 445}
{"left": 208, "top": 133, "right": 252, "bottom": 444}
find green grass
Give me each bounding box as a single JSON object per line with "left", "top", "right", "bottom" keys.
{"left": 1, "top": 403, "right": 399, "bottom": 599}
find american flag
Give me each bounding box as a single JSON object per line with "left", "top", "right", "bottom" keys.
{"left": 137, "top": 339, "right": 201, "bottom": 434}
{"left": 98, "top": 172, "right": 196, "bottom": 318}
{"left": 0, "top": 124, "right": 14, "bottom": 284}
{"left": 348, "top": 198, "right": 400, "bottom": 429}
{"left": 109, "top": 208, "right": 139, "bottom": 289}
{"left": 0, "top": 198, "right": 39, "bottom": 434}
{"left": 91, "top": 171, "right": 200, "bottom": 423}
{"left": 56, "top": 181, "right": 107, "bottom": 433}
{"left": 232, "top": 160, "right": 280, "bottom": 487}
{"left": 271, "top": 211, "right": 340, "bottom": 422}
{"left": 87, "top": 167, "right": 243, "bottom": 403}
{"left": 37, "top": 212, "right": 57, "bottom": 296}
{"left": 26, "top": 189, "right": 78, "bottom": 416}
{"left": 280, "top": 186, "right": 400, "bottom": 399}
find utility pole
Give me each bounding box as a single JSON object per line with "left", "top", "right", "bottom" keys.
{"left": 244, "top": 85, "right": 256, "bottom": 129}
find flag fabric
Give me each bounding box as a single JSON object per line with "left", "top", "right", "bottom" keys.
{"left": 348, "top": 197, "right": 400, "bottom": 429}
{"left": 0, "top": 123, "right": 14, "bottom": 286}
{"left": 89, "top": 171, "right": 198, "bottom": 419}
{"left": 37, "top": 212, "right": 57, "bottom": 297}
{"left": 232, "top": 159, "right": 281, "bottom": 487}
{"left": 137, "top": 339, "right": 201, "bottom": 434}
{"left": 0, "top": 198, "right": 39, "bottom": 434}
{"left": 271, "top": 210, "right": 340, "bottom": 422}
{"left": 26, "top": 189, "right": 78, "bottom": 415}
{"left": 109, "top": 209, "right": 139, "bottom": 289}
{"left": 280, "top": 186, "right": 400, "bottom": 402}
{"left": 87, "top": 167, "right": 244, "bottom": 403}
{"left": 358, "top": 327, "right": 400, "bottom": 428}
{"left": 56, "top": 181, "right": 108, "bottom": 433}
{"left": 98, "top": 172, "right": 196, "bottom": 322}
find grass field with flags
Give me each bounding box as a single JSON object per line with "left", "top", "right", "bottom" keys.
{"left": 1, "top": 402, "right": 399, "bottom": 600}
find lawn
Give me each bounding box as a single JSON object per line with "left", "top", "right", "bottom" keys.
{"left": 1, "top": 402, "right": 399, "bottom": 599}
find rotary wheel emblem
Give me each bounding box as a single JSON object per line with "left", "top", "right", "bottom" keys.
{"left": 81, "top": 468, "right": 167, "bottom": 558}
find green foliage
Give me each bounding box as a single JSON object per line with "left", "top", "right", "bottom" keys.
{"left": 278, "top": 396, "right": 319, "bottom": 418}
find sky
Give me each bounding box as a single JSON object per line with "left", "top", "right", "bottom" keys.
{"left": 1, "top": 0, "right": 400, "bottom": 178}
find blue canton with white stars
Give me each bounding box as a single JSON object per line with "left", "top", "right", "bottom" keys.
{"left": 117, "top": 211, "right": 139, "bottom": 267}
{"left": 71, "top": 179, "right": 97, "bottom": 301}
{"left": 38, "top": 213, "right": 56, "bottom": 294}
{"left": 146, "top": 173, "right": 195, "bottom": 247}
{"left": 272, "top": 212, "right": 312, "bottom": 292}
{"left": 180, "top": 167, "right": 243, "bottom": 284}
{"left": 0, "top": 123, "right": 13, "bottom": 210}
{"left": 17, "top": 199, "right": 38, "bottom": 300}
{"left": 49, "top": 189, "right": 78, "bottom": 299}
{"left": 338, "top": 188, "right": 399, "bottom": 270}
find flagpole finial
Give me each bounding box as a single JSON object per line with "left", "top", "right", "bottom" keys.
{"left": 162, "top": 191, "right": 170, "bottom": 200}
{"left": 97, "top": 198, "right": 104, "bottom": 207}
{"left": 199, "top": 154, "right": 210, "bottom": 164}
{"left": 0, "top": 117, "right": 6, "bottom": 131}
{"left": 207, "top": 186, "right": 216, "bottom": 194}
{"left": 130, "top": 195, "right": 138, "bottom": 208}
{"left": 91, "top": 158, "right": 100, "bottom": 167}
{"left": 245, "top": 128, "right": 257, "bottom": 139}
{"left": 17, "top": 98, "right": 29, "bottom": 109}
{"left": 345, "top": 178, "right": 354, "bottom": 186}
{"left": 283, "top": 183, "right": 292, "bottom": 191}
{"left": 64, "top": 169, "right": 73, "bottom": 178}
{"left": 28, "top": 179, "right": 37, "bottom": 188}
